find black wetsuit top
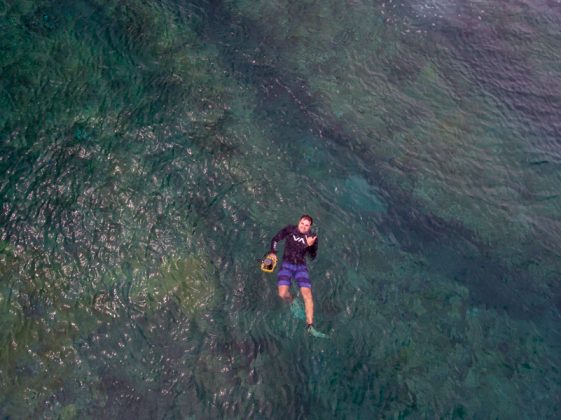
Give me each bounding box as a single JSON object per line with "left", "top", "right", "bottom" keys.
{"left": 270, "top": 225, "right": 318, "bottom": 265}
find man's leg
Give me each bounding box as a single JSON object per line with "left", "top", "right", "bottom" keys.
{"left": 278, "top": 285, "right": 292, "bottom": 302}
{"left": 300, "top": 287, "right": 314, "bottom": 326}
{"left": 295, "top": 265, "right": 313, "bottom": 326}
{"left": 277, "top": 263, "right": 293, "bottom": 302}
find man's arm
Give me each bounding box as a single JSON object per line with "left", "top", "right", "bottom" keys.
{"left": 270, "top": 225, "right": 292, "bottom": 253}
{"left": 308, "top": 236, "right": 318, "bottom": 260}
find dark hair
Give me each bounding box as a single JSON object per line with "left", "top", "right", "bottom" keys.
{"left": 300, "top": 214, "right": 313, "bottom": 225}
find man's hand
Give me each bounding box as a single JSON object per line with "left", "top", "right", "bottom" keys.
{"left": 306, "top": 235, "right": 317, "bottom": 247}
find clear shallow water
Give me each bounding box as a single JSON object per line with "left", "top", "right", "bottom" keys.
{"left": 1, "top": 0, "right": 560, "bottom": 417}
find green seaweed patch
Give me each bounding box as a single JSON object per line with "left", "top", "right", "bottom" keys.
{"left": 0, "top": 290, "right": 102, "bottom": 418}
{"left": 339, "top": 175, "right": 387, "bottom": 213}
{"left": 129, "top": 254, "right": 220, "bottom": 318}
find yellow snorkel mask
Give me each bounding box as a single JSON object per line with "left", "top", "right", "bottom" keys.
{"left": 260, "top": 253, "right": 278, "bottom": 273}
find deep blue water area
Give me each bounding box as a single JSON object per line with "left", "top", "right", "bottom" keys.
{"left": 1, "top": 0, "right": 561, "bottom": 418}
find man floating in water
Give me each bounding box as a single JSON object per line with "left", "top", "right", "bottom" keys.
{"left": 268, "top": 215, "right": 326, "bottom": 337}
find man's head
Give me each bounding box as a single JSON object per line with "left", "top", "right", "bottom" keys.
{"left": 298, "top": 214, "right": 313, "bottom": 234}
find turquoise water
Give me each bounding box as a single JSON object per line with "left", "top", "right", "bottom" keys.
{"left": 1, "top": 0, "right": 560, "bottom": 417}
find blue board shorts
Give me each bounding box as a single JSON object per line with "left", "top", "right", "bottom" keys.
{"left": 277, "top": 262, "right": 312, "bottom": 289}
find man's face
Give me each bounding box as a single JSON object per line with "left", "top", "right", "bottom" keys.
{"left": 298, "top": 218, "right": 312, "bottom": 234}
